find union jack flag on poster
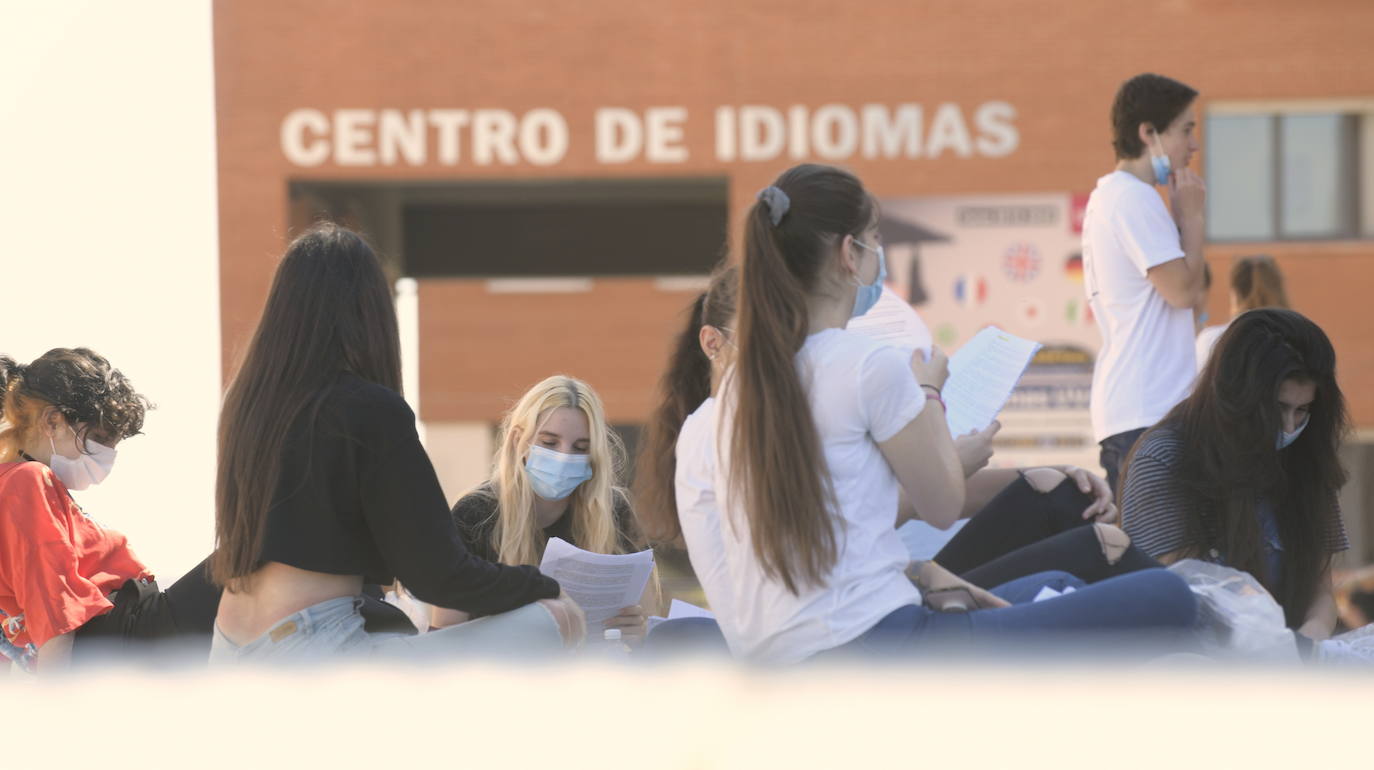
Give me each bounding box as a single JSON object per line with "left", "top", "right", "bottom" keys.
{"left": 1002, "top": 242, "right": 1042, "bottom": 283}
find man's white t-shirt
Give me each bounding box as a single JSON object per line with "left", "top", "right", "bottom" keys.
{"left": 1082, "top": 170, "right": 1196, "bottom": 442}
{"left": 674, "top": 397, "right": 734, "bottom": 625}
{"left": 711, "top": 328, "right": 924, "bottom": 664}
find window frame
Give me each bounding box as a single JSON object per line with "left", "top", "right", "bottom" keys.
{"left": 1205, "top": 100, "right": 1372, "bottom": 244}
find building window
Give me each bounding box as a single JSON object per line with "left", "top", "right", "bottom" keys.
{"left": 1206, "top": 108, "right": 1370, "bottom": 242}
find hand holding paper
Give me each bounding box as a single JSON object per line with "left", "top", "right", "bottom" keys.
{"left": 538, "top": 537, "right": 655, "bottom": 634}
{"left": 943, "top": 326, "right": 1041, "bottom": 437}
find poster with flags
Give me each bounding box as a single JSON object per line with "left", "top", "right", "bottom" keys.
{"left": 876, "top": 192, "right": 1100, "bottom": 470}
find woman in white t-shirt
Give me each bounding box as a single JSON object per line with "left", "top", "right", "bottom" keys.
{"left": 708, "top": 163, "right": 1198, "bottom": 664}
{"left": 635, "top": 262, "right": 1172, "bottom": 658}
{"left": 1194, "top": 255, "right": 1290, "bottom": 373}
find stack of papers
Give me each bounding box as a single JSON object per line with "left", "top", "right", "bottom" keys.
{"left": 538, "top": 537, "right": 655, "bottom": 633}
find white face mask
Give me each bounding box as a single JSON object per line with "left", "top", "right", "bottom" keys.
{"left": 48, "top": 426, "right": 117, "bottom": 490}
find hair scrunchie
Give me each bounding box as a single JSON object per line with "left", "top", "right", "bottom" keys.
{"left": 757, "top": 185, "right": 790, "bottom": 227}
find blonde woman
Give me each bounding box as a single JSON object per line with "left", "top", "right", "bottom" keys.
{"left": 435, "top": 376, "right": 656, "bottom": 643}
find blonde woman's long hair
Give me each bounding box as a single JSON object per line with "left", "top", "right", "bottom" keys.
{"left": 477, "top": 375, "right": 629, "bottom": 567}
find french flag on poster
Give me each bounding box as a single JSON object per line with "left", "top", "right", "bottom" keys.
{"left": 953, "top": 275, "right": 988, "bottom": 307}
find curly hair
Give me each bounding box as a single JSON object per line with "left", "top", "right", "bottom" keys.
{"left": 0, "top": 348, "right": 152, "bottom": 460}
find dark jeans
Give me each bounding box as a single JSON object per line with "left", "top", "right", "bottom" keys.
{"left": 934, "top": 476, "right": 1161, "bottom": 588}
{"left": 840, "top": 568, "right": 1198, "bottom": 657}
{"left": 1099, "top": 427, "right": 1148, "bottom": 498}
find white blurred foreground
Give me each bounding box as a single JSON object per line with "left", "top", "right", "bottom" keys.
{"left": 7, "top": 661, "right": 1371, "bottom": 768}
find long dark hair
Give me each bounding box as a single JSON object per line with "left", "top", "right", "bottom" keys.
{"left": 732, "top": 164, "right": 875, "bottom": 594}
{"left": 212, "top": 223, "right": 402, "bottom": 590}
{"left": 1124, "top": 308, "right": 1349, "bottom": 625}
{"left": 633, "top": 263, "right": 738, "bottom": 543}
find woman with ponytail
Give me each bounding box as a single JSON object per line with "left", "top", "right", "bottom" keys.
{"left": 705, "top": 164, "right": 1197, "bottom": 663}
{"left": 639, "top": 263, "right": 1171, "bottom": 650}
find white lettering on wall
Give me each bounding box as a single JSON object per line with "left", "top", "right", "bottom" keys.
{"left": 429, "top": 109, "right": 471, "bottom": 164}
{"left": 379, "top": 109, "right": 427, "bottom": 165}
{"left": 279, "top": 102, "right": 1019, "bottom": 167}
{"left": 519, "top": 108, "right": 568, "bottom": 166}
{"left": 644, "top": 107, "right": 688, "bottom": 163}
{"left": 787, "top": 105, "right": 809, "bottom": 159}
{"left": 333, "top": 109, "right": 377, "bottom": 166}
{"left": 715, "top": 106, "right": 736, "bottom": 162}
{"left": 472, "top": 110, "right": 518, "bottom": 165}
{"left": 596, "top": 107, "right": 641, "bottom": 163}
{"left": 861, "top": 104, "right": 922, "bottom": 159}
{"left": 926, "top": 103, "right": 973, "bottom": 158}
{"left": 974, "top": 101, "right": 1019, "bottom": 157}
{"left": 739, "top": 106, "right": 785, "bottom": 162}
{"left": 281, "top": 108, "right": 330, "bottom": 166}
{"left": 811, "top": 104, "right": 859, "bottom": 161}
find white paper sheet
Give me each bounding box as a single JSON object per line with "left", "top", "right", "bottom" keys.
{"left": 1032, "top": 585, "right": 1077, "bottom": 603}
{"left": 647, "top": 599, "right": 716, "bottom": 634}
{"left": 539, "top": 537, "right": 655, "bottom": 633}
{"left": 943, "top": 326, "right": 1042, "bottom": 437}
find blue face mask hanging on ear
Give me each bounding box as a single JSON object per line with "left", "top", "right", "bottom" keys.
{"left": 525, "top": 444, "right": 593, "bottom": 501}
{"left": 1149, "top": 133, "right": 1172, "bottom": 186}
{"left": 850, "top": 239, "right": 887, "bottom": 318}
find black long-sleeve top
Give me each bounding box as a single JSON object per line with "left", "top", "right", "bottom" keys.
{"left": 255, "top": 373, "right": 561, "bottom": 616}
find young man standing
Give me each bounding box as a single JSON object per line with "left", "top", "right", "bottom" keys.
{"left": 1083, "top": 73, "right": 1208, "bottom": 493}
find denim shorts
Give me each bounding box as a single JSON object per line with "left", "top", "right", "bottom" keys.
{"left": 210, "top": 596, "right": 370, "bottom": 665}
{"left": 210, "top": 597, "right": 565, "bottom": 666}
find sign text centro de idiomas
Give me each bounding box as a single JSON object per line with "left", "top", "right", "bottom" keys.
{"left": 280, "top": 103, "right": 1019, "bottom": 168}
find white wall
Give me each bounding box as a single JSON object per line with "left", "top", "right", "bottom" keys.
{"left": 0, "top": 1, "right": 220, "bottom": 580}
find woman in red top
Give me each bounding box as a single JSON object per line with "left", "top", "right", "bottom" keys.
{"left": 0, "top": 348, "right": 155, "bottom": 672}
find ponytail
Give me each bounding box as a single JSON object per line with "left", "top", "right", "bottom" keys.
{"left": 634, "top": 263, "right": 740, "bottom": 544}
{"left": 733, "top": 201, "right": 839, "bottom": 594}
{"left": 634, "top": 294, "right": 712, "bottom": 543}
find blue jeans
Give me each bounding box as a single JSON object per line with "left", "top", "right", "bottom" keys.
{"left": 210, "top": 597, "right": 564, "bottom": 666}
{"left": 1099, "top": 427, "right": 1148, "bottom": 497}
{"left": 838, "top": 568, "right": 1197, "bottom": 658}
{"left": 641, "top": 617, "right": 730, "bottom": 659}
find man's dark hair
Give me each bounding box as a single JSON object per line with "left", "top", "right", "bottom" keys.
{"left": 1111, "top": 73, "right": 1198, "bottom": 160}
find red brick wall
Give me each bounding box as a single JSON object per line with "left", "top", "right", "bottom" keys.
{"left": 214, "top": 0, "right": 1374, "bottom": 424}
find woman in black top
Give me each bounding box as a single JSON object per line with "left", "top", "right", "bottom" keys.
{"left": 437, "top": 375, "right": 657, "bottom": 644}
{"left": 210, "top": 224, "right": 584, "bottom": 664}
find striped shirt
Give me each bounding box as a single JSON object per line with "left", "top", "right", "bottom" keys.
{"left": 1120, "top": 426, "right": 1350, "bottom": 560}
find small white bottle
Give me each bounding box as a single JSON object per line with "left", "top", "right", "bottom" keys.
{"left": 599, "top": 628, "right": 632, "bottom": 660}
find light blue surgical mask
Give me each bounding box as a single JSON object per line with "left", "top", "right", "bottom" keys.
{"left": 1149, "top": 134, "right": 1172, "bottom": 186}
{"left": 1277, "top": 416, "right": 1309, "bottom": 450}
{"left": 850, "top": 239, "right": 887, "bottom": 318}
{"left": 525, "top": 444, "right": 593, "bottom": 500}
